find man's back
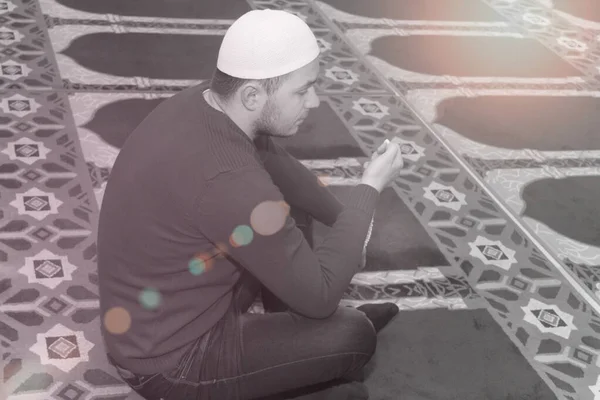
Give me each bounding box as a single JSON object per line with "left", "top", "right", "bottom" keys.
{"left": 97, "top": 84, "right": 261, "bottom": 375}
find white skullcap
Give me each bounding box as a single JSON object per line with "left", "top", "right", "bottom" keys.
{"left": 217, "top": 9, "right": 320, "bottom": 80}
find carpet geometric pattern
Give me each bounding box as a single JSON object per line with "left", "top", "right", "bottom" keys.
{"left": 1, "top": 0, "right": 600, "bottom": 399}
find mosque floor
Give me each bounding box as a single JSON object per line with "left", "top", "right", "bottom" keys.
{"left": 1, "top": 0, "right": 600, "bottom": 399}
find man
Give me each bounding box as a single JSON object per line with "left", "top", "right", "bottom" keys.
{"left": 98, "top": 9, "right": 405, "bottom": 400}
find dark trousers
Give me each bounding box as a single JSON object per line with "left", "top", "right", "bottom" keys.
{"left": 112, "top": 209, "right": 376, "bottom": 400}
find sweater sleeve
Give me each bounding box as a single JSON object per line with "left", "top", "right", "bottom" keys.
{"left": 194, "top": 166, "right": 379, "bottom": 318}
{"left": 257, "top": 137, "right": 343, "bottom": 227}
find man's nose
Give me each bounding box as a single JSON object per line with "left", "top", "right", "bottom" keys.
{"left": 306, "top": 87, "right": 320, "bottom": 109}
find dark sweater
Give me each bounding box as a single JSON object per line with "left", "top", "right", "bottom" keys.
{"left": 97, "top": 83, "right": 379, "bottom": 375}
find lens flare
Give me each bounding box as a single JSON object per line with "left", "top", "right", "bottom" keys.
{"left": 316, "top": 175, "right": 328, "bottom": 187}
{"left": 189, "top": 256, "right": 207, "bottom": 275}
{"left": 250, "top": 200, "right": 289, "bottom": 236}
{"left": 230, "top": 225, "right": 254, "bottom": 247}
{"left": 104, "top": 307, "right": 131, "bottom": 335}
{"left": 139, "top": 288, "right": 161, "bottom": 310}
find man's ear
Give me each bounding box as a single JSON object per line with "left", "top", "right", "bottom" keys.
{"left": 239, "top": 82, "right": 266, "bottom": 111}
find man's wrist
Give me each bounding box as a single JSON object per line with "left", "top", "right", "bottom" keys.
{"left": 359, "top": 178, "right": 381, "bottom": 193}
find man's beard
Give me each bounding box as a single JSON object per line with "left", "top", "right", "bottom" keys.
{"left": 252, "top": 98, "right": 282, "bottom": 137}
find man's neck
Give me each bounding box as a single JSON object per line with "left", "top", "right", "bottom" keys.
{"left": 204, "top": 89, "right": 257, "bottom": 140}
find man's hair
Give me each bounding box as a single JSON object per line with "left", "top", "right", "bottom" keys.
{"left": 209, "top": 68, "right": 289, "bottom": 103}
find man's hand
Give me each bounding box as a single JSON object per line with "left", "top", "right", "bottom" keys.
{"left": 361, "top": 139, "right": 405, "bottom": 192}
{"left": 362, "top": 139, "right": 390, "bottom": 170}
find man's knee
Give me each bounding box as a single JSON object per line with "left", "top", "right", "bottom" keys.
{"left": 331, "top": 307, "right": 377, "bottom": 359}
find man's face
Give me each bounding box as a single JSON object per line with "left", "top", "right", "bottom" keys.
{"left": 253, "top": 58, "right": 321, "bottom": 138}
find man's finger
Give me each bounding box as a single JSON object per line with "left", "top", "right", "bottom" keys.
{"left": 395, "top": 153, "right": 405, "bottom": 169}
{"left": 380, "top": 142, "right": 399, "bottom": 160}
{"left": 378, "top": 139, "right": 390, "bottom": 154}
{"left": 371, "top": 139, "right": 390, "bottom": 161}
